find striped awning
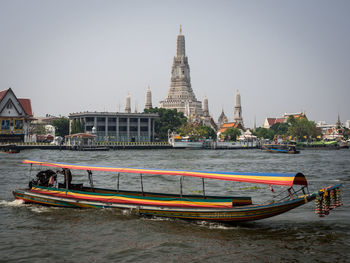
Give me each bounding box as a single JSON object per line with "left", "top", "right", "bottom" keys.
{"left": 22, "top": 159, "right": 308, "bottom": 187}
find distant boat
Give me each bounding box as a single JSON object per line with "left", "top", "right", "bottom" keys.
{"left": 1, "top": 144, "right": 20, "bottom": 154}
{"left": 339, "top": 141, "right": 349, "bottom": 149}
{"left": 168, "top": 133, "right": 203, "bottom": 149}
{"left": 262, "top": 144, "right": 300, "bottom": 154}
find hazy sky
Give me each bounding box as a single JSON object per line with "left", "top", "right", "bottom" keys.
{"left": 1, "top": 0, "right": 349, "bottom": 128}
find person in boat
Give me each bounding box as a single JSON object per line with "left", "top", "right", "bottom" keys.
{"left": 48, "top": 174, "right": 57, "bottom": 187}
{"left": 57, "top": 168, "right": 72, "bottom": 189}
{"left": 288, "top": 146, "right": 296, "bottom": 152}
{"left": 29, "top": 170, "right": 56, "bottom": 188}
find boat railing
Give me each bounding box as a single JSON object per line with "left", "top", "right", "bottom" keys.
{"left": 274, "top": 185, "right": 309, "bottom": 202}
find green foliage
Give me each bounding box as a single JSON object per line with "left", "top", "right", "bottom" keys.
{"left": 270, "top": 122, "right": 289, "bottom": 135}
{"left": 177, "top": 122, "right": 216, "bottom": 140}
{"left": 198, "top": 125, "right": 217, "bottom": 140}
{"left": 253, "top": 127, "right": 275, "bottom": 140}
{"left": 286, "top": 118, "right": 321, "bottom": 141}
{"left": 286, "top": 115, "right": 297, "bottom": 125}
{"left": 144, "top": 107, "right": 187, "bottom": 141}
{"left": 32, "top": 124, "right": 46, "bottom": 135}
{"left": 343, "top": 128, "right": 350, "bottom": 140}
{"left": 70, "top": 119, "right": 84, "bottom": 135}
{"left": 222, "top": 128, "right": 241, "bottom": 141}
{"left": 52, "top": 117, "right": 70, "bottom": 137}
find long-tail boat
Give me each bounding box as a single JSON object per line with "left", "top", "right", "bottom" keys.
{"left": 262, "top": 144, "right": 300, "bottom": 154}
{"left": 13, "top": 160, "right": 342, "bottom": 222}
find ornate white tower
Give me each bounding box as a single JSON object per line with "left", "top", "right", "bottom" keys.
{"left": 234, "top": 90, "right": 243, "bottom": 126}
{"left": 145, "top": 85, "right": 152, "bottom": 110}
{"left": 203, "top": 96, "right": 209, "bottom": 117}
{"left": 125, "top": 94, "right": 131, "bottom": 113}
{"left": 159, "top": 26, "right": 203, "bottom": 117}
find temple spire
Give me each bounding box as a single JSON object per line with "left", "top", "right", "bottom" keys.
{"left": 145, "top": 85, "right": 152, "bottom": 110}
{"left": 176, "top": 26, "right": 185, "bottom": 57}
{"left": 125, "top": 93, "right": 131, "bottom": 113}
{"left": 203, "top": 96, "right": 209, "bottom": 117}
{"left": 234, "top": 89, "right": 243, "bottom": 127}
{"left": 159, "top": 26, "right": 203, "bottom": 118}
{"left": 336, "top": 113, "right": 341, "bottom": 128}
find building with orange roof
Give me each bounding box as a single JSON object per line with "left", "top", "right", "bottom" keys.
{"left": 0, "top": 88, "right": 34, "bottom": 142}
{"left": 263, "top": 112, "right": 307, "bottom": 129}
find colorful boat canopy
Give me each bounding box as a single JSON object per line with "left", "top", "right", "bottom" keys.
{"left": 22, "top": 159, "right": 308, "bottom": 187}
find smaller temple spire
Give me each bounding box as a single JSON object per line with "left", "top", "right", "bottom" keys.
{"left": 218, "top": 107, "right": 228, "bottom": 128}
{"left": 234, "top": 89, "right": 243, "bottom": 127}
{"left": 254, "top": 116, "right": 257, "bottom": 131}
{"left": 145, "top": 85, "right": 152, "bottom": 110}
{"left": 336, "top": 113, "right": 342, "bottom": 128}
{"left": 179, "top": 24, "right": 182, "bottom": 34}
{"left": 125, "top": 93, "right": 131, "bottom": 113}
{"left": 203, "top": 96, "right": 209, "bottom": 117}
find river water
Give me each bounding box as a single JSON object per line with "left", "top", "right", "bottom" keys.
{"left": 0, "top": 149, "right": 349, "bottom": 262}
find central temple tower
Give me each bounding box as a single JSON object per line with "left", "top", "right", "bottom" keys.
{"left": 160, "top": 26, "right": 203, "bottom": 117}
{"left": 234, "top": 89, "right": 243, "bottom": 126}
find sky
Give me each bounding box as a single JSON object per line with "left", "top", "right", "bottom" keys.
{"left": 1, "top": 0, "right": 349, "bottom": 128}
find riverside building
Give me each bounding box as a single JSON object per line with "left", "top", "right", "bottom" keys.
{"left": 69, "top": 90, "right": 158, "bottom": 142}
{"left": 0, "top": 88, "right": 33, "bottom": 142}
{"left": 69, "top": 112, "right": 158, "bottom": 142}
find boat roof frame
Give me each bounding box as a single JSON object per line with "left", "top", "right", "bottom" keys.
{"left": 23, "top": 159, "right": 308, "bottom": 187}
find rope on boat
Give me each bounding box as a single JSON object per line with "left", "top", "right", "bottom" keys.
{"left": 315, "top": 187, "right": 342, "bottom": 217}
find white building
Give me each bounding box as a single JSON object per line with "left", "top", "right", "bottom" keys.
{"left": 0, "top": 88, "right": 33, "bottom": 142}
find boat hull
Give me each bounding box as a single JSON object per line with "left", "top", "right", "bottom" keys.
{"left": 12, "top": 186, "right": 337, "bottom": 222}
{"left": 265, "top": 148, "right": 300, "bottom": 154}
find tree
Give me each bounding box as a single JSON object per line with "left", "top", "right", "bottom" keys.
{"left": 70, "top": 119, "right": 84, "bottom": 135}
{"left": 343, "top": 128, "right": 350, "bottom": 140}
{"left": 177, "top": 123, "right": 217, "bottom": 140}
{"left": 253, "top": 127, "right": 275, "bottom": 140}
{"left": 222, "top": 128, "right": 241, "bottom": 141}
{"left": 32, "top": 124, "right": 46, "bottom": 135}
{"left": 286, "top": 118, "right": 321, "bottom": 141}
{"left": 197, "top": 125, "right": 217, "bottom": 140}
{"left": 52, "top": 117, "right": 70, "bottom": 137}
{"left": 270, "top": 122, "right": 289, "bottom": 136}
{"left": 144, "top": 107, "right": 187, "bottom": 141}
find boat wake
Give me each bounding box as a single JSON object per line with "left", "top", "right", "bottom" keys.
{"left": 28, "top": 206, "right": 53, "bottom": 213}
{"left": 195, "top": 220, "right": 241, "bottom": 230}
{"left": 0, "top": 199, "right": 24, "bottom": 207}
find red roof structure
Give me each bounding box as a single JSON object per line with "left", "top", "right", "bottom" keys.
{"left": 0, "top": 89, "right": 8, "bottom": 101}
{"left": 218, "top": 122, "right": 243, "bottom": 133}
{"left": 0, "top": 88, "right": 33, "bottom": 117}
{"left": 18, "top": 99, "right": 33, "bottom": 117}
{"left": 266, "top": 118, "right": 286, "bottom": 127}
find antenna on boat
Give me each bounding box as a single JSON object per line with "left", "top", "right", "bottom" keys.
{"left": 180, "top": 176, "right": 184, "bottom": 198}
{"left": 140, "top": 173, "right": 144, "bottom": 196}
{"left": 28, "top": 163, "right": 33, "bottom": 185}
{"left": 87, "top": 170, "right": 94, "bottom": 192}
{"left": 202, "top": 178, "right": 206, "bottom": 199}
{"left": 117, "top": 172, "right": 120, "bottom": 193}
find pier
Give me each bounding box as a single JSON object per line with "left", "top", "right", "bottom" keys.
{"left": 0, "top": 142, "right": 172, "bottom": 151}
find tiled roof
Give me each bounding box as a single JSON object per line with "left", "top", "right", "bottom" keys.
{"left": 0, "top": 88, "right": 33, "bottom": 117}
{"left": 0, "top": 89, "right": 9, "bottom": 101}
{"left": 18, "top": 99, "right": 33, "bottom": 117}
{"left": 219, "top": 122, "right": 241, "bottom": 133}
{"left": 267, "top": 118, "right": 285, "bottom": 126}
